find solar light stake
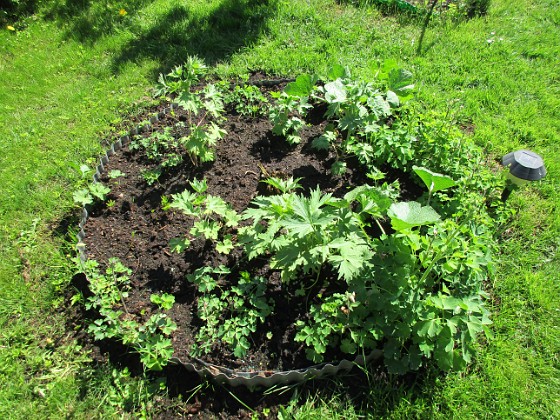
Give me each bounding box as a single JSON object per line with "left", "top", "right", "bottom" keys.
{"left": 501, "top": 150, "right": 546, "bottom": 201}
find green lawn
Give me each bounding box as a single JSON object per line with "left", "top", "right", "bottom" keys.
{"left": 1, "top": 0, "right": 558, "bottom": 417}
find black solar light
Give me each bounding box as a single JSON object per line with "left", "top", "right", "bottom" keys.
{"left": 501, "top": 150, "right": 546, "bottom": 201}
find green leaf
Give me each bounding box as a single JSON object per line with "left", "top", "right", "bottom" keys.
{"left": 224, "top": 209, "right": 241, "bottom": 227}
{"left": 216, "top": 236, "right": 234, "bottom": 254}
{"left": 212, "top": 265, "right": 231, "bottom": 275}
{"left": 189, "top": 178, "right": 208, "bottom": 193}
{"left": 89, "top": 183, "right": 110, "bottom": 201}
{"left": 340, "top": 338, "right": 357, "bottom": 354}
{"left": 385, "top": 354, "right": 410, "bottom": 375}
{"left": 187, "top": 270, "right": 217, "bottom": 293}
{"left": 73, "top": 189, "right": 93, "bottom": 206}
{"left": 176, "top": 91, "right": 201, "bottom": 113}
{"left": 386, "top": 90, "right": 400, "bottom": 107}
{"left": 323, "top": 80, "right": 347, "bottom": 104}
{"left": 418, "top": 341, "right": 434, "bottom": 357}
{"left": 79, "top": 164, "right": 91, "bottom": 176}
{"left": 169, "top": 237, "right": 190, "bottom": 253}
{"left": 328, "top": 236, "right": 371, "bottom": 281}
{"left": 482, "top": 325, "right": 494, "bottom": 340}
{"left": 442, "top": 260, "right": 459, "bottom": 273}
{"left": 190, "top": 220, "right": 221, "bottom": 240}
{"left": 415, "top": 318, "right": 442, "bottom": 338}
{"left": 387, "top": 202, "right": 440, "bottom": 231}
{"left": 284, "top": 189, "right": 336, "bottom": 237}
{"left": 447, "top": 317, "right": 460, "bottom": 334}
{"left": 285, "top": 74, "right": 317, "bottom": 97}
{"left": 388, "top": 67, "right": 414, "bottom": 101}
{"left": 466, "top": 320, "right": 483, "bottom": 339}
{"left": 108, "top": 169, "right": 126, "bottom": 179}
{"left": 261, "top": 176, "right": 303, "bottom": 194}
{"left": 327, "top": 64, "right": 347, "bottom": 81}
{"left": 378, "top": 59, "right": 399, "bottom": 79}
{"left": 412, "top": 166, "right": 457, "bottom": 194}
{"left": 170, "top": 190, "right": 199, "bottom": 216}
{"left": 434, "top": 326, "right": 455, "bottom": 370}
{"left": 305, "top": 348, "right": 324, "bottom": 364}
{"left": 271, "top": 242, "right": 304, "bottom": 280}
{"left": 204, "top": 195, "right": 229, "bottom": 217}
{"left": 368, "top": 95, "right": 392, "bottom": 118}
{"left": 150, "top": 294, "right": 175, "bottom": 311}
{"left": 440, "top": 295, "right": 463, "bottom": 311}
{"left": 331, "top": 161, "right": 347, "bottom": 176}
{"left": 311, "top": 130, "right": 336, "bottom": 151}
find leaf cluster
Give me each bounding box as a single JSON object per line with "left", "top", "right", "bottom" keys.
{"left": 298, "top": 216, "right": 494, "bottom": 372}
{"left": 72, "top": 164, "right": 111, "bottom": 207}
{"left": 135, "top": 59, "right": 228, "bottom": 169}
{"left": 169, "top": 178, "right": 240, "bottom": 254}
{"left": 221, "top": 83, "right": 269, "bottom": 117}
{"left": 240, "top": 186, "right": 392, "bottom": 283}
{"left": 168, "top": 158, "right": 494, "bottom": 372}
{"left": 269, "top": 91, "right": 312, "bottom": 145}
{"left": 187, "top": 267, "right": 274, "bottom": 358}
{"left": 78, "top": 258, "right": 177, "bottom": 371}
{"left": 154, "top": 56, "right": 207, "bottom": 97}
{"left": 278, "top": 63, "right": 414, "bottom": 174}
{"left": 73, "top": 182, "right": 111, "bottom": 207}
{"left": 91, "top": 61, "right": 504, "bottom": 374}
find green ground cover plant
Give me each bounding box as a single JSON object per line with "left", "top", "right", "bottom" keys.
{"left": 1, "top": 0, "right": 558, "bottom": 417}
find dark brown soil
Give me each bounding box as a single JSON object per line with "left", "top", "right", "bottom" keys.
{"left": 76, "top": 78, "right": 425, "bottom": 416}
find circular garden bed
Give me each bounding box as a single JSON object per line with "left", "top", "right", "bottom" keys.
{"left": 75, "top": 58, "right": 500, "bottom": 387}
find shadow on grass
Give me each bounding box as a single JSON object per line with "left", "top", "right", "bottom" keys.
{"left": 43, "top": 0, "right": 278, "bottom": 78}
{"left": 42, "top": 0, "right": 157, "bottom": 44}
{"left": 112, "top": 0, "right": 277, "bottom": 77}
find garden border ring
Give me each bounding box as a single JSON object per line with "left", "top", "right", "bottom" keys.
{"left": 76, "top": 94, "right": 384, "bottom": 387}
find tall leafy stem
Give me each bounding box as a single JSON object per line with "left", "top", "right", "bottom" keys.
{"left": 154, "top": 56, "right": 207, "bottom": 97}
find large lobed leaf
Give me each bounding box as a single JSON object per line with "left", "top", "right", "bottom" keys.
{"left": 388, "top": 201, "right": 440, "bottom": 231}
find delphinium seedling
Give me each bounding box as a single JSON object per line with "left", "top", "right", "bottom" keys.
{"left": 169, "top": 178, "right": 241, "bottom": 254}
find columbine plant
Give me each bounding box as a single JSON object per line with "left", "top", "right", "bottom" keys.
{"left": 187, "top": 266, "right": 274, "bottom": 358}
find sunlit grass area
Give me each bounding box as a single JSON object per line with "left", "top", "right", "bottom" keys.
{"left": 0, "top": 0, "right": 558, "bottom": 417}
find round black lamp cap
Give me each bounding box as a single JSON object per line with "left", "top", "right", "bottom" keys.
{"left": 502, "top": 150, "right": 546, "bottom": 181}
